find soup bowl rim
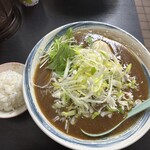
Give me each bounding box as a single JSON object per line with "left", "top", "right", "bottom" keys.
{"left": 23, "top": 21, "right": 150, "bottom": 150}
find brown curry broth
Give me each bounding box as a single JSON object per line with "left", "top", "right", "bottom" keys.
{"left": 34, "top": 29, "right": 148, "bottom": 140}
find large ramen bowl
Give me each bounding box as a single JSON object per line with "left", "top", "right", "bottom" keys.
{"left": 23, "top": 21, "right": 150, "bottom": 150}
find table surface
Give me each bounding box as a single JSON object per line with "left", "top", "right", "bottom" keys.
{"left": 0, "top": 0, "right": 150, "bottom": 149}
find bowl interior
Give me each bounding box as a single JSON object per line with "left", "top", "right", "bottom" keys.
{"left": 23, "top": 21, "right": 150, "bottom": 150}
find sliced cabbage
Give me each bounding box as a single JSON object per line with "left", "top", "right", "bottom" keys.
{"left": 40, "top": 39, "right": 138, "bottom": 132}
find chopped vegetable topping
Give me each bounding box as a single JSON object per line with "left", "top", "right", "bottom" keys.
{"left": 39, "top": 29, "right": 139, "bottom": 132}
{"left": 40, "top": 28, "right": 80, "bottom": 76}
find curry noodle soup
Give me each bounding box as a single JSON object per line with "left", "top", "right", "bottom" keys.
{"left": 33, "top": 28, "right": 148, "bottom": 140}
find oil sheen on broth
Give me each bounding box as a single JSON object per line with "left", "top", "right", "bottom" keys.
{"left": 34, "top": 29, "right": 148, "bottom": 140}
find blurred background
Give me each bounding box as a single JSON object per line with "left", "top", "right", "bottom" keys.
{"left": 134, "top": 0, "right": 150, "bottom": 52}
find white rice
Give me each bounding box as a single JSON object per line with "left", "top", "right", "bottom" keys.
{"left": 0, "top": 70, "right": 24, "bottom": 111}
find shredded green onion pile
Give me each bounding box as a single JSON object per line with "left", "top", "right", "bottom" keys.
{"left": 39, "top": 28, "right": 139, "bottom": 132}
